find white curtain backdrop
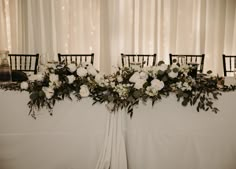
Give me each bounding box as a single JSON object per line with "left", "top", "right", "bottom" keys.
{"left": 0, "top": 0, "right": 236, "bottom": 75}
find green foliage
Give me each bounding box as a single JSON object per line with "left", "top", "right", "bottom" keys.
{"left": 0, "top": 61, "right": 235, "bottom": 119}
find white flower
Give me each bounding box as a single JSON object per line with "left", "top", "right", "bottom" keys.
{"left": 20, "top": 81, "right": 28, "bottom": 90}
{"left": 77, "top": 67, "right": 87, "bottom": 77}
{"left": 151, "top": 79, "right": 164, "bottom": 91}
{"left": 113, "top": 84, "right": 129, "bottom": 99}
{"left": 129, "top": 72, "right": 140, "bottom": 83}
{"left": 117, "top": 75, "right": 123, "bottom": 82}
{"left": 176, "top": 81, "right": 192, "bottom": 91}
{"left": 49, "top": 74, "right": 61, "bottom": 87}
{"left": 134, "top": 79, "right": 146, "bottom": 89}
{"left": 95, "top": 73, "right": 104, "bottom": 84}
{"left": 110, "top": 82, "right": 116, "bottom": 88}
{"left": 67, "top": 64, "right": 77, "bottom": 73}
{"left": 67, "top": 75, "right": 75, "bottom": 84}
{"left": 139, "top": 71, "right": 148, "bottom": 80}
{"left": 176, "top": 82, "right": 182, "bottom": 88}
{"left": 145, "top": 86, "right": 158, "bottom": 96}
{"left": 168, "top": 71, "right": 178, "bottom": 78}
{"left": 79, "top": 85, "right": 90, "bottom": 97}
{"left": 42, "top": 87, "right": 54, "bottom": 99}
{"left": 87, "top": 65, "right": 97, "bottom": 76}
{"left": 82, "top": 62, "right": 91, "bottom": 68}
{"left": 158, "top": 64, "right": 168, "bottom": 71}
{"left": 179, "top": 64, "right": 190, "bottom": 73}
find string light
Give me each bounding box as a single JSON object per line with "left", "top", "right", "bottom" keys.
{"left": 5, "top": 0, "right": 11, "bottom": 51}
{"left": 89, "top": 46, "right": 93, "bottom": 52}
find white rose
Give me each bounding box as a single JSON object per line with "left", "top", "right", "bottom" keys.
{"left": 139, "top": 71, "right": 148, "bottom": 79}
{"left": 42, "top": 87, "right": 54, "bottom": 99}
{"left": 87, "top": 65, "right": 97, "bottom": 76}
{"left": 117, "top": 75, "right": 123, "bottom": 82}
{"left": 158, "top": 64, "right": 168, "bottom": 71}
{"left": 168, "top": 71, "right": 178, "bottom": 78}
{"left": 134, "top": 79, "right": 146, "bottom": 89}
{"left": 77, "top": 67, "right": 87, "bottom": 77}
{"left": 67, "top": 64, "right": 77, "bottom": 73}
{"left": 20, "top": 81, "right": 29, "bottom": 90}
{"left": 151, "top": 79, "right": 164, "bottom": 91}
{"left": 67, "top": 75, "right": 75, "bottom": 84}
{"left": 79, "top": 85, "right": 90, "bottom": 97}
{"left": 95, "top": 73, "right": 105, "bottom": 84}
{"left": 129, "top": 72, "right": 140, "bottom": 83}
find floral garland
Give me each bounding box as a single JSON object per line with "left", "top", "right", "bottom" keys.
{"left": 0, "top": 61, "right": 234, "bottom": 119}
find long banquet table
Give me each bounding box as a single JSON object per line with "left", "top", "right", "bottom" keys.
{"left": 0, "top": 91, "right": 110, "bottom": 169}
{"left": 0, "top": 90, "right": 236, "bottom": 169}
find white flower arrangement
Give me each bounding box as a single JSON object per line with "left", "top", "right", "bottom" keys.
{"left": 0, "top": 61, "right": 227, "bottom": 118}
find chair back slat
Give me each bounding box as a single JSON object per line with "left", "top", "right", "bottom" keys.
{"left": 8, "top": 53, "right": 39, "bottom": 74}
{"left": 223, "top": 54, "right": 236, "bottom": 76}
{"left": 14, "top": 56, "right": 17, "bottom": 70}
{"left": 121, "top": 53, "right": 156, "bottom": 68}
{"left": 24, "top": 57, "right": 26, "bottom": 69}
{"left": 169, "top": 53, "right": 205, "bottom": 73}
{"left": 58, "top": 53, "right": 94, "bottom": 65}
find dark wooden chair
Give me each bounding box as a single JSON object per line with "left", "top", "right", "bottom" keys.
{"left": 121, "top": 53, "right": 156, "bottom": 68}
{"left": 169, "top": 53, "right": 205, "bottom": 73}
{"left": 223, "top": 54, "right": 236, "bottom": 76}
{"left": 58, "top": 53, "right": 94, "bottom": 65}
{"left": 8, "top": 53, "right": 39, "bottom": 74}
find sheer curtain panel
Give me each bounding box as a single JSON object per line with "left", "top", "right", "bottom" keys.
{"left": 0, "top": 0, "right": 236, "bottom": 74}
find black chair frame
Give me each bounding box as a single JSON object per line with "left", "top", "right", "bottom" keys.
{"left": 121, "top": 53, "right": 156, "bottom": 68}
{"left": 58, "top": 53, "right": 94, "bottom": 65}
{"left": 223, "top": 54, "right": 236, "bottom": 76}
{"left": 8, "top": 53, "right": 39, "bottom": 74}
{"left": 169, "top": 53, "right": 205, "bottom": 73}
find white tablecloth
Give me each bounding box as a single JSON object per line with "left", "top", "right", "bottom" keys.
{"left": 0, "top": 91, "right": 109, "bottom": 169}
{"left": 1, "top": 90, "right": 236, "bottom": 169}
{"left": 125, "top": 92, "right": 236, "bottom": 169}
